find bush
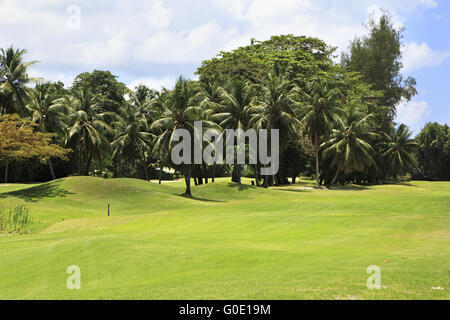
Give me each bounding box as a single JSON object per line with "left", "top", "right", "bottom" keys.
{"left": 0, "top": 204, "right": 32, "bottom": 234}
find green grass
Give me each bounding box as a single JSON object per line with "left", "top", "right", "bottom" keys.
{"left": 0, "top": 176, "right": 448, "bottom": 300}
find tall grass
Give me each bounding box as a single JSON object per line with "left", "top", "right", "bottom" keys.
{"left": 0, "top": 204, "right": 32, "bottom": 233}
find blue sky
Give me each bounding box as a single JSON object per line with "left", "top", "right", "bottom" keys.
{"left": 0, "top": 0, "right": 449, "bottom": 133}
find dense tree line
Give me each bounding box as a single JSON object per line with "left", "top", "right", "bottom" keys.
{"left": 0, "top": 13, "right": 448, "bottom": 195}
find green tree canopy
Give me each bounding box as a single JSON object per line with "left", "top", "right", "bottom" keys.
{"left": 197, "top": 35, "right": 334, "bottom": 84}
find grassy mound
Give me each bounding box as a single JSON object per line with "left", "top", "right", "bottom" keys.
{"left": 0, "top": 177, "right": 448, "bottom": 299}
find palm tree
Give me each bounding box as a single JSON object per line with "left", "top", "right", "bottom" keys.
{"left": 0, "top": 46, "right": 38, "bottom": 116}
{"left": 381, "top": 124, "right": 418, "bottom": 180}
{"left": 129, "top": 84, "right": 158, "bottom": 120}
{"left": 248, "top": 73, "right": 301, "bottom": 185}
{"left": 299, "top": 75, "right": 342, "bottom": 188}
{"left": 151, "top": 76, "right": 213, "bottom": 196}
{"left": 208, "top": 79, "right": 255, "bottom": 184}
{"left": 321, "top": 104, "right": 378, "bottom": 186}
{"left": 111, "top": 101, "right": 155, "bottom": 180}
{"left": 66, "top": 88, "right": 113, "bottom": 176}
{"left": 26, "top": 83, "right": 69, "bottom": 179}
{"left": 199, "top": 75, "right": 225, "bottom": 183}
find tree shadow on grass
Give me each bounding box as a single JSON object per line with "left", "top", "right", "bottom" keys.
{"left": 177, "top": 194, "right": 225, "bottom": 203}
{"left": 226, "top": 183, "right": 256, "bottom": 191}
{"left": 0, "top": 181, "right": 74, "bottom": 202}
{"left": 330, "top": 185, "right": 370, "bottom": 191}
{"left": 276, "top": 188, "right": 312, "bottom": 193}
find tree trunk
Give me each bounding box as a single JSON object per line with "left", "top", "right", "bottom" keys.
{"left": 143, "top": 159, "right": 149, "bottom": 181}
{"left": 197, "top": 165, "right": 203, "bottom": 185}
{"left": 78, "top": 151, "right": 83, "bottom": 176}
{"left": 28, "top": 163, "right": 34, "bottom": 183}
{"left": 314, "top": 134, "right": 320, "bottom": 189}
{"left": 48, "top": 159, "right": 56, "bottom": 180}
{"left": 203, "top": 164, "right": 208, "bottom": 184}
{"left": 254, "top": 164, "right": 260, "bottom": 186}
{"left": 292, "top": 175, "right": 296, "bottom": 184}
{"left": 212, "top": 163, "right": 216, "bottom": 183}
{"left": 159, "top": 163, "right": 163, "bottom": 184}
{"left": 4, "top": 161, "right": 9, "bottom": 184}
{"left": 115, "top": 161, "right": 119, "bottom": 178}
{"left": 183, "top": 165, "right": 192, "bottom": 196}
{"left": 85, "top": 154, "right": 93, "bottom": 176}
{"left": 232, "top": 165, "right": 241, "bottom": 184}
{"left": 330, "top": 167, "right": 341, "bottom": 186}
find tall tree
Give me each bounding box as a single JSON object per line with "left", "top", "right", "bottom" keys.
{"left": 111, "top": 100, "right": 155, "bottom": 180}
{"left": 0, "top": 114, "right": 68, "bottom": 183}
{"left": 208, "top": 79, "right": 255, "bottom": 184}
{"left": 26, "top": 83, "right": 69, "bottom": 179}
{"left": 66, "top": 88, "right": 113, "bottom": 176}
{"left": 321, "top": 104, "right": 378, "bottom": 185}
{"left": 342, "top": 12, "right": 417, "bottom": 127}
{"left": 0, "top": 47, "right": 38, "bottom": 116}
{"left": 248, "top": 73, "right": 301, "bottom": 185}
{"left": 299, "top": 75, "right": 343, "bottom": 188}
{"left": 71, "top": 70, "right": 129, "bottom": 114}
{"left": 415, "top": 123, "right": 450, "bottom": 181}
{"left": 381, "top": 124, "right": 418, "bottom": 180}
{"left": 151, "top": 77, "right": 214, "bottom": 196}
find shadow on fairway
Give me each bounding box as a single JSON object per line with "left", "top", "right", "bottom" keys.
{"left": 330, "top": 185, "right": 369, "bottom": 191}
{"left": 1, "top": 181, "right": 74, "bottom": 202}
{"left": 276, "top": 188, "right": 312, "bottom": 193}
{"left": 178, "top": 194, "right": 225, "bottom": 203}
{"left": 226, "top": 183, "right": 256, "bottom": 191}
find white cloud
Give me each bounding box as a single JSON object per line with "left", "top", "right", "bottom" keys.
{"left": 396, "top": 99, "right": 431, "bottom": 127}
{"left": 136, "top": 21, "right": 239, "bottom": 63}
{"left": 128, "top": 77, "right": 176, "bottom": 91}
{"left": 419, "top": 0, "right": 438, "bottom": 8}
{"left": 0, "top": 0, "right": 444, "bottom": 83}
{"left": 403, "top": 42, "right": 450, "bottom": 72}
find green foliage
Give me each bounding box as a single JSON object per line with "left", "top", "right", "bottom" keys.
{"left": 197, "top": 35, "right": 334, "bottom": 84}
{"left": 71, "top": 70, "right": 129, "bottom": 114}
{"left": 342, "top": 12, "right": 417, "bottom": 125}
{"left": 0, "top": 12, "right": 432, "bottom": 186}
{"left": 415, "top": 122, "right": 450, "bottom": 180}
{"left": 0, "top": 46, "right": 38, "bottom": 116}
{"left": 380, "top": 124, "right": 418, "bottom": 179}
{"left": 0, "top": 204, "right": 32, "bottom": 233}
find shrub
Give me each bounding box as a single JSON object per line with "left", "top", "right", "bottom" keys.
{"left": 0, "top": 204, "right": 32, "bottom": 234}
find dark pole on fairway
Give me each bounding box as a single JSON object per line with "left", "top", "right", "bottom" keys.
{"left": 108, "top": 204, "right": 110, "bottom": 217}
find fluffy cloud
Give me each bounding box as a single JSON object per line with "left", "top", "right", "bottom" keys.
{"left": 127, "top": 77, "right": 177, "bottom": 91}
{"left": 419, "top": 0, "right": 438, "bottom": 8}
{"left": 0, "top": 0, "right": 444, "bottom": 84}
{"left": 402, "top": 42, "right": 450, "bottom": 72}
{"left": 396, "top": 99, "right": 431, "bottom": 128}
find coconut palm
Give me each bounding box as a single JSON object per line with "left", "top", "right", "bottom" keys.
{"left": 248, "top": 73, "right": 301, "bottom": 185}
{"left": 129, "top": 84, "right": 158, "bottom": 120}
{"left": 199, "top": 75, "right": 225, "bottom": 183}
{"left": 299, "top": 75, "right": 343, "bottom": 188}
{"left": 321, "top": 103, "right": 378, "bottom": 185}
{"left": 66, "top": 88, "right": 113, "bottom": 176}
{"left": 0, "top": 47, "right": 38, "bottom": 116}
{"left": 26, "top": 83, "right": 69, "bottom": 179}
{"left": 380, "top": 124, "right": 418, "bottom": 180}
{"left": 208, "top": 79, "right": 255, "bottom": 184}
{"left": 111, "top": 103, "right": 155, "bottom": 181}
{"left": 151, "top": 76, "right": 215, "bottom": 196}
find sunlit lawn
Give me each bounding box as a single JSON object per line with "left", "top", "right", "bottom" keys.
{"left": 0, "top": 177, "right": 448, "bottom": 299}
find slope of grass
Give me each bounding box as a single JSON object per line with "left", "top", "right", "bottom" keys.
{"left": 0, "top": 177, "right": 448, "bottom": 300}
